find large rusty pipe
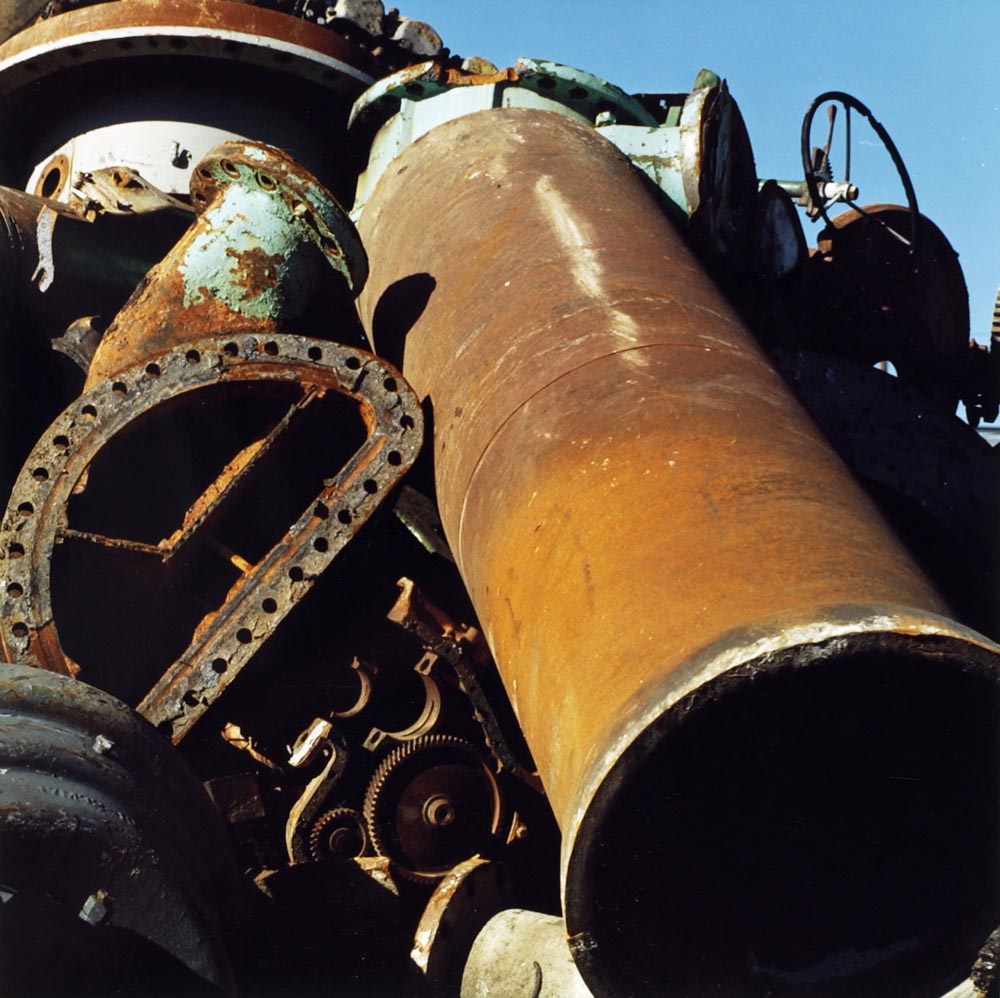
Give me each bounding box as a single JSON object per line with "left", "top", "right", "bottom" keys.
{"left": 357, "top": 108, "right": 1000, "bottom": 997}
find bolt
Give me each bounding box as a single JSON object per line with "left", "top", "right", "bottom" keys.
{"left": 79, "top": 889, "right": 112, "bottom": 926}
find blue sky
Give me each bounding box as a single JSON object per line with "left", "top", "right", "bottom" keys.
{"left": 407, "top": 1, "right": 1000, "bottom": 344}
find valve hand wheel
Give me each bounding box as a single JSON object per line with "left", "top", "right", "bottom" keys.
{"left": 801, "top": 91, "right": 919, "bottom": 258}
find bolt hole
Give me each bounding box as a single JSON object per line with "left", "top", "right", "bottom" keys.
{"left": 262, "top": 598, "right": 278, "bottom": 614}
{"left": 145, "top": 363, "right": 161, "bottom": 378}
{"left": 387, "top": 451, "right": 402, "bottom": 466}
{"left": 264, "top": 341, "right": 279, "bottom": 356}
{"left": 193, "top": 192, "right": 206, "bottom": 204}
{"left": 363, "top": 479, "right": 378, "bottom": 495}
{"left": 383, "top": 377, "right": 397, "bottom": 392}
{"left": 111, "top": 381, "right": 127, "bottom": 395}
{"left": 117, "top": 39, "right": 133, "bottom": 50}
{"left": 289, "top": 566, "right": 304, "bottom": 582}
{"left": 17, "top": 502, "right": 34, "bottom": 516}
{"left": 198, "top": 167, "right": 212, "bottom": 179}
{"left": 314, "top": 502, "right": 329, "bottom": 520}
{"left": 185, "top": 349, "right": 201, "bottom": 364}
{"left": 257, "top": 172, "right": 276, "bottom": 191}
{"left": 183, "top": 690, "right": 200, "bottom": 706}
{"left": 236, "top": 628, "right": 253, "bottom": 644}
{"left": 405, "top": 82, "right": 425, "bottom": 96}
{"left": 31, "top": 468, "right": 49, "bottom": 482}
{"left": 146, "top": 38, "right": 160, "bottom": 48}
{"left": 211, "top": 658, "right": 228, "bottom": 673}
{"left": 11, "top": 623, "right": 28, "bottom": 638}
{"left": 308, "top": 346, "right": 322, "bottom": 361}
{"left": 7, "top": 583, "right": 23, "bottom": 598}
{"left": 320, "top": 236, "right": 342, "bottom": 258}
{"left": 39, "top": 165, "right": 63, "bottom": 199}
{"left": 337, "top": 509, "right": 352, "bottom": 525}
{"left": 400, "top": 415, "right": 416, "bottom": 430}
{"left": 538, "top": 76, "right": 557, "bottom": 90}
{"left": 220, "top": 159, "right": 240, "bottom": 179}
{"left": 223, "top": 342, "right": 239, "bottom": 357}
{"left": 81, "top": 404, "right": 98, "bottom": 418}
{"left": 345, "top": 356, "right": 361, "bottom": 370}
{"left": 568, "top": 86, "right": 588, "bottom": 99}
{"left": 53, "top": 434, "right": 69, "bottom": 448}
{"left": 9, "top": 543, "right": 24, "bottom": 559}
{"left": 169, "top": 37, "right": 187, "bottom": 50}
{"left": 314, "top": 537, "right": 329, "bottom": 553}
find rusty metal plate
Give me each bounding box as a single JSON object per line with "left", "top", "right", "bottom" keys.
{"left": 0, "top": 333, "right": 422, "bottom": 741}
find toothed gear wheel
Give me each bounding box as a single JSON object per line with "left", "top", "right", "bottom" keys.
{"left": 363, "top": 734, "right": 503, "bottom": 882}
{"left": 308, "top": 807, "right": 368, "bottom": 861}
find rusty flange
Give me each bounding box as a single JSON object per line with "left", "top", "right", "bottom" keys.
{"left": 0, "top": 0, "right": 380, "bottom": 96}
{"left": 0, "top": 333, "right": 422, "bottom": 741}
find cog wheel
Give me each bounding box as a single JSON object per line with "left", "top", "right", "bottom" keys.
{"left": 308, "top": 807, "right": 368, "bottom": 862}
{"left": 363, "top": 735, "right": 504, "bottom": 882}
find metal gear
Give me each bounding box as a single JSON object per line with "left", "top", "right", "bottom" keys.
{"left": 363, "top": 734, "right": 503, "bottom": 882}
{"left": 308, "top": 807, "right": 369, "bottom": 862}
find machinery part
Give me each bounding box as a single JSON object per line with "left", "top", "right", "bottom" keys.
{"left": 0, "top": 660, "right": 236, "bottom": 993}
{"left": 0, "top": 333, "right": 423, "bottom": 741}
{"left": 355, "top": 105, "right": 1000, "bottom": 997}
{"left": 329, "top": 656, "right": 375, "bottom": 718}
{"left": 85, "top": 140, "right": 367, "bottom": 385}
{"left": 410, "top": 857, "right": 515, "bottom": 997}
{"left": 285, "top": 721, "right": 349, "bottom": 863}
{"left": 52, "top": 315, "right": 106, "bottom": 371}
{"left": 221, "top": 721, "right": 281, "bottom": 772}
{"left": 361, "top": 669, "right": 443, "bottom": 750}
{"left": 349, "top": 60, "right": 756, "bottom": 263}
{"left": 31, "top": 122, "right": 241, "bottom": 205}
{"left": 70, "top": 164, "right": 195, "bottom": 215}
{"left": 773, "top": 349, "right": 998, "bottom": 636}
{"left": 392, "top": 485, "right": 455, "bottom": 562}
{"left": 801, "top": 91, "right": 918, "bottom": 254}
{"left": 386, "top": 576, "right": 538, "bottom": 786}
{"left": 678, "top": 76, "right": 757, "bottom": 267}
{"left": 972, "top": 928, "right": 1000, "bottom": 997}
{"left": 751, "top": 179, "right": 807, "bottom": 280}
{"left": 461, "top": 909, "right": 594, "bottom": 998}
{"left": 364, "top": 734, "right": 504, "bottom": 882}
{"left": 205, "top": 771, "right": 267, "bottom": 825}
{"left": 809, "top": 204, "right": 969, "bottom": 382}
{"left": 308, "top": 807, "right": 369, "bottom": 861}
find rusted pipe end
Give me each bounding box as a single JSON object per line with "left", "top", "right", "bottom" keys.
{"left": 563, "top": 612, "right": 1000, "bottom": 998}
{"left": 190, "top": 141, "right": 368, "bottom": 295}
{"left": 85, "top": 143, "right": 367, "bottom": 385}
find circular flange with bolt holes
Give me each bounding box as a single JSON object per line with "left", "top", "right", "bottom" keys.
{"left": 0, "top": 333, "right": 422, "bottom": 742}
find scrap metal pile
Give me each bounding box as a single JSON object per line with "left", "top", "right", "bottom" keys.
{"left": 0, "top": 2, "right": 997, "bottom": 996}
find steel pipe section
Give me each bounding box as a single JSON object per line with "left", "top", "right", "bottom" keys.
{"left": 0, "top": 661, "right": 236, "bottom": 994}
{"left": 357, "top": 108, "right": 1000, "bottom": 997}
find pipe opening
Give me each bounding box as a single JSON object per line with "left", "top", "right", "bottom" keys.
{"left": 569, "top": 642, "right": 999, "bottom": 997}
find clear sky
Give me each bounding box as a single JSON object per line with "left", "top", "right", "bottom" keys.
{"left": 406, "top": 0, "right": 1000, "bottom": 345}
